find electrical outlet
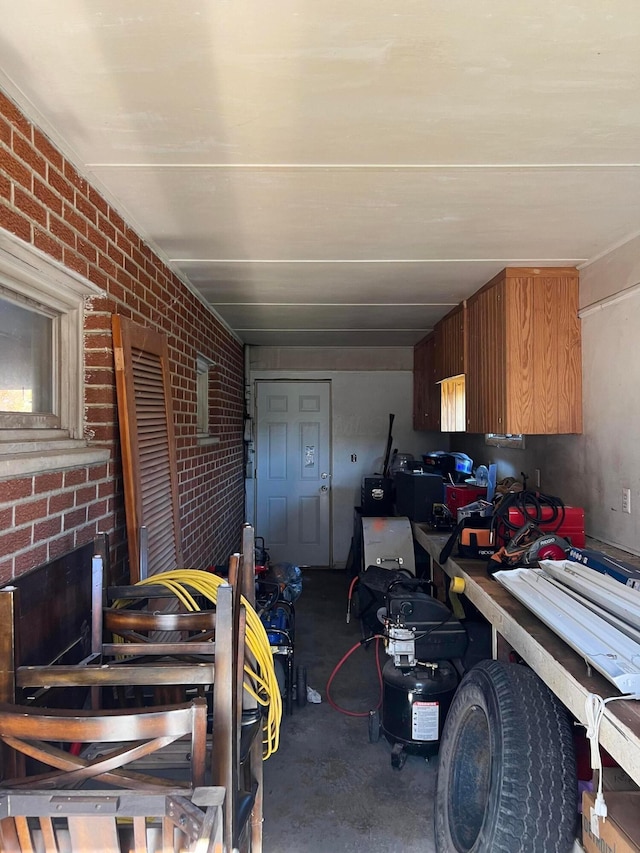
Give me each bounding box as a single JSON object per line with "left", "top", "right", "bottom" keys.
{"left": 623, "top": 488, "right": 632, "bottom": 514}
{"left": 535, "top": 468, "right": 541, "bottom": 489}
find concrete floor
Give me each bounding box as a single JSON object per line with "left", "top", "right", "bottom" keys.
{"left": 262, "top": 569, "right": 437, "bottom": 853}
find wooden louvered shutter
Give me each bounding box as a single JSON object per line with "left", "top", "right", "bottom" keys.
{"left": 112, "top": 315, "right": 183, "bottom": 581}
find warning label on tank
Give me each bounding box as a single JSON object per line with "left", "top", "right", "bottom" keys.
{"left": 412, "top": 701, "right": 439, "bottom": 741}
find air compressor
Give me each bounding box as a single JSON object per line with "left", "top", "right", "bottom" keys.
{"left": 368, "top": 577, "right": 468, "bottom": 769}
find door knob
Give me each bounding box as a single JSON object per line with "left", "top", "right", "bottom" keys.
{"left": 320, "top": 485, "right": 328, "bottom": 492}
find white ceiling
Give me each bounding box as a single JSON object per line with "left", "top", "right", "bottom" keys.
{"left": 2, "top": 1, "right": 640, "bottom": 346}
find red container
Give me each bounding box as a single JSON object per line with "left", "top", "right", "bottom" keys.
{"left": 444, "top": 484, "right": 488, "bottom": 516}
{"left": 506, "top": 506, "right": 585, "bottom": 548}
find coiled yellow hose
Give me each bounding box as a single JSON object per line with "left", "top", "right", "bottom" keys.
{"left": 131, "top": 569, "right": 282, "bottom": 759}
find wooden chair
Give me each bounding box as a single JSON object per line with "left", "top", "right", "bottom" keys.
{"left": 0, "top": 698, "right": 208, "bottom": 791}
{"left": 0, "top": 786, "right": 224, "bottom": 852}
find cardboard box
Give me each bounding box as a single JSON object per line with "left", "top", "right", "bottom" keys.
{"left": 568, "top": 547, "right": 640, "bottom": 590}
{"left": 582, "top": 790, "right": 640, "bottom": 852}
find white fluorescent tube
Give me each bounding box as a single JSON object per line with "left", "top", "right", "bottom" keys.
{"left": 539, "top": 559, "right": 640, "bottom": 631}
{"left": 494, "top": 568, "right": 640, "bottom": 694}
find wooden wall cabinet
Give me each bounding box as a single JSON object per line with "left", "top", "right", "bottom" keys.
{"left": 465, "top": 267, "right": 582, "bottom": 435}
{"left": 413, "top": 333, "right": 441, "bottom": 431}
{"left": 434, "top": 302, "right": 467, "bottom": 381}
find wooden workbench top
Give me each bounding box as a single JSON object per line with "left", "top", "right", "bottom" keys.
{"left": 413, "top": 522, "right": 640, "bottom": 786}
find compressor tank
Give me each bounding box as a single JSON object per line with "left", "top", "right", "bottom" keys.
{"left": 381, "top": 658, "right": 458, "bottom": 757}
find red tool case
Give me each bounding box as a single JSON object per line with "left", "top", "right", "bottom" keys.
{"left": 506, "top": 506, "right": 585, "bottom": 548}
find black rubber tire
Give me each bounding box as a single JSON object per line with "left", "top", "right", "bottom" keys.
{"left": 368, "top": 708, "right": 381, "bottom": 743}
{"left": 296, "top": 665, "right": 307, "bottom": 708}
{"left": 434, "top": 659, "right": 577, "bottom": 853}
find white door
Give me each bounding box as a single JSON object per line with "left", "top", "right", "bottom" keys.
{"left": 255, "top": 380, "right": 331, "bottom": 566}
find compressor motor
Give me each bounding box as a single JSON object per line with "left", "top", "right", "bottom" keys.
{"left": 371, "top": 578, "right": 468, "bottom": 769}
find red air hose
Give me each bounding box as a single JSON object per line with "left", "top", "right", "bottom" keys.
{"left": 326, "top": 635, "right": 384, "bottom": 717}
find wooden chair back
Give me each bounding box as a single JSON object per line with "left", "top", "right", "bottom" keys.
{"left": 0, "top": 786, "right": 224, "bottom": 852}
{"left": 0, "top": 698, "right": 207, "bottom": 792}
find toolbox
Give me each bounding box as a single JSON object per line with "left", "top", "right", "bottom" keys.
{"left": 507, "top": 506, "right": 585, "bottom": 548}
{"left": 361, "top": 477, "right": 394, "bottom": 516}
{"left": 444, "top": 484, "right": 487, "bottom": 517}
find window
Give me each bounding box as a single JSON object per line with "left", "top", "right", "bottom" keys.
{"left": 196, "top": 353, "right": 217, "bottom": 443}
{"left": 0, "top": 230, "right": 107, "bottom": 477}
{"left": 485, "top": 433, "right": 526, "bottom": 449}
{"left": 0, "top": 294, "right": 56, "bottom": 427}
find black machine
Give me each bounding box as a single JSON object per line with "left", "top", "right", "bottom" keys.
{"left": 367, "top": 576, "right": 468, "bottom": 769}
{"left": 421, "top": 451, "right": 473, "bottom": 483}
{"left": 393, "top": 470, "right": 444, "bottom": 523}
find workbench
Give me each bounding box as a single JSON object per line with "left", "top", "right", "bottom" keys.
{"left": 412, "top": 522, "right": 640, "bottom": 787}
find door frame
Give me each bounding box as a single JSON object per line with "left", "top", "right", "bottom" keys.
{"left": 252, "top": 377, "right": 333, "bottom": 567}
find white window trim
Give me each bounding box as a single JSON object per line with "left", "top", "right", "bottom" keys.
{"left": 0, "top": 229, "right": 108, "bottom": 478}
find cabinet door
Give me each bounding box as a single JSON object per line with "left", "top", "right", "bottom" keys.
{"left": 504, "top": 270, "right": 582, "bottom": 434}
{"left": 413, "top": 334, "right": 440, "bottom": 431}
{"left": 466, "top": 278, "right": 507, "bottom": 433}
{"left": 435, "top": 303, "right": 467, "bottom": 381}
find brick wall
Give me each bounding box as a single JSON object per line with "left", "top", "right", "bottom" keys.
{"left": 0, "top": 88, "right": 246, "bottom": 583}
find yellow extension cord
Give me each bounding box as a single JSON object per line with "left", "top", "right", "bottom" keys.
{"left": 128, "top": 569, "right": 282, "bottom": 759}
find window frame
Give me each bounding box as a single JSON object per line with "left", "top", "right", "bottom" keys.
{"left": 485, "top": 433, "right": 526, "bottom": 449}
{"left": 0, "top": 230, "right": 107, "bottom": 478}
{"left": 196, "top": 353, "right": 218, "bottom": 445}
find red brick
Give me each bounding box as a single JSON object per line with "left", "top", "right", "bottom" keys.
{"left": 0, "top": 559, "right": 13, "bottom": 585}
{"left": 88, "top": 500, "right": 108, "bottom": 521}
{"left": 0, "top": 526, "right": 32, "bottom": 557}
{"left": 98, "top": 213, "right": 116, "bottom": 243}
{"left": 75, "top": 192, "right": 96, "bottom": 223}
{"left": 85, "top": 385, "right": 116, "bottom": 406}
{"left": 12, "top": 133, "right": 46, "bottom": 178}
{"left": 49, "top": 213, "right": 75, "bottom": 247}
{"left": 89, "top": 185, "right": 108, "bottom": 216}
{"left": 0, "top": 90, "right": 31, "bottom": 136}
{"left": 34, "top": 176, "right": 62, "bottom": 216}
{"left": 84, "top": 313, "right": 112, "bottom": 332}
{"left": 0, "top": 507, "right": 13, "bottom": 530}
{"left": 62, "top": 247, "right": 88, "bottom": 278}
{"left": 0, "top": 115, "right": 10, "bottom": 147}
{"left": 0, "top": 171, "right": 10, "bottom": 200}
{"left": 14, "top": 186, "right": 47, "bottom": 227}
{"left": 77, "top": 234, "right": 97, "bottom": 264}
{"left": 87, "top": 264, "right": 108, "bottom": 289}
{"left": 107, "top": 242, "right": 124, "bottom": 267}
{"left": 89, "top": 423, "right": 117, "bottom": 442}
{"left": 34, "top": 472, "right": 63, "bottom": 494}
{"left": 0, "top": 201, "right": 31, "bottom": 242}
{"left": 49, "top": 491, "right": 74, "bottom": 514}
{"left": 48, "top": 533, "right": 74, "bottom": 561}
{"left": 64, "top": 468, "right": 87, "bottom": 488}
{"left": 64, "top": 507, "right": 87, "bottom": 530}
{"left": 15, "top": 497, "right": 48, "bottom": 526}
{"left": 108, "top": 207, "right": 125, "bottom": 233}
{"left": 63, "top": 161, "right": 87, "bottom": 195}
{"left": 98, "top": 480, "right": 116, "bottom": 499}
{"left": 14, "top": 544, "right": 48, "bottom": 576}
{"left": 85, "top": 351, "right": 113, "bottom": 374}
{"left": 33, "top": 128, "right": 63, "bottom": 172}
{"left": 63, "top": 201, "right": 87, "bottom": 236}
{"left": 33, "top": 515, "right": 62, "bottom": 542}
{"left": 33, "top": 227, "right": 64, "bottom": 262}
{"left": 86, "top": 299, "right": 115, "bottom": 320}
{"left": 87, "top": 222, "right": 107, "bottom": 253}
{"left": 88, "top": 463, "right": 109, "bottom": 481}
{"left": 75, "top": 484, "right": 97, "bottom": 505}
{"left": 1, "top": 477, "right": 33, "bottom": 502}
{"left": 48, "top": 167, "right": 74, "bottom": 203}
